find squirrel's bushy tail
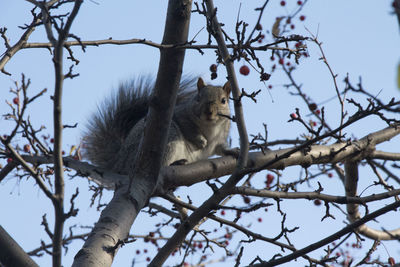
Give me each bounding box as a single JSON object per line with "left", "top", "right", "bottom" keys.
{"left": 83, "top": 76, "right": 197, "bottom": 169}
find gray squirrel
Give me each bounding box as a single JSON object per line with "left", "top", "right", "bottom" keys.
{"left": 83, "top": 76, "right": 234, "bottom": 175}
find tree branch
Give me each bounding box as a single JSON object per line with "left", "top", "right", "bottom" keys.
{"left": 0, "top": 226, "right": 39, "bottom": 267}
{"left": 71, "top": 1, "right": 193, "bottom": 266}
{"left": 0, "top": 13, "right": 41, "bottom": 75}
{"left": 345, "top": 161, "right": 400, "bottom": 240}
{"left": 149, "top": 0, "right": 250, "bottom": 264}
{"left": 250, "top": 199, "right": 400, "bottom": 267}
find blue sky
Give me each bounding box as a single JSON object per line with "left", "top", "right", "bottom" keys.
{"left": 1, "top": 1, "right": 399, "bottom": 266}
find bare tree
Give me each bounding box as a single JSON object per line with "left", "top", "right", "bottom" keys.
{"left": 0, "top": 1, "right": 399, "bottom": 267}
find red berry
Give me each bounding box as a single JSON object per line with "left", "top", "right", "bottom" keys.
{"left": 258, "top": 34, "right": 265, "bottom": 43}
{"left": 297, "top": 0, "right": 302, "bottom": 5}
{"left": 239, "top": 65, "right": 250, "bottom": 76}
{"left": 7, "top": 158, "right": 13, "bottom": 163}
{"left": 224, "top": 233, "right": 231, "bottom": 239}
{"left": 299, "top": 15, "right": 306, "bottom": 21}
{"left": 314, "top": 199, "right": 322, "bottom": 206}
{"left": 311, "top": 121, "right": 317, "bottom": 127}
{"left": 50, "top": 138, "right": 54, "bottom": 143}
{"left": 136, "top": 250, "right": 140, "bottom": 254}
{"left": 286, "top": 62, "right": 291, "bottom": 66}
{"left": 290, "top": 113, "right": 297, "bottom": 119}
{"left": 266, "top": 174, "right": 274, "bottom": 184}
{"left": 280, "top": 1, "right": 286, "bottom": 6}
{"left": 278, "top": 58, "right": 284, "bottom": 65}
{"left": 259, "top": 34, "right": 265, "bottom": 40}
{"left": 23, "top": 144, "right": 31, "bottom": 153}
{"left": 389, "top": 257, "right": 395, "bottom": 266}
{"left": 210, "top": 72, "right": 217, "bottom": 80}
{"left": 243, "top": 196, "right": 251, "bottom": 204}
{"left": 13, "top": 97, "right": 19, "bottom": 105}
{"left": 144, "top": 249, "right": 148, "bottom": 253}
{"left": 257, "top": 217, "right": 262, "bottom": 222}
{"left": 268, "top": 85, "right": 272, "bottom": 89}
{"left": 198, "top": 243, "right": 203, "bottom": 249}
{"left": 146, "top": 257, "right": 151, "bottom": 262}
{"left": 225, "top": 240, "right": 229, "bottom": 246}
{"left": 220, "top": 210, "right": 225, "bottom": 216}
{"left": 290, "top": 24, "right": 295, "bottom": 30}
{"left": 209, "top": 64, "right": 217, "bottom": 73}
{"left": 327, "top": 173, "right": 333, "bottom": 178}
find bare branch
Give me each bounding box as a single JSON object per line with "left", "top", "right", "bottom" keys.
{"left": 345, "top": 161, "right": 400, "bottom": 240}
{"left": 250, "top": 199, "right": 400, "bottom": 267}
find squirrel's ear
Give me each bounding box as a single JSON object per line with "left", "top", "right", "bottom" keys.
{"left": 223, "top": 80, "right": 231, "bottom": 95}
{"left": 197, "top": 77, "right": 206, "bottom": 91}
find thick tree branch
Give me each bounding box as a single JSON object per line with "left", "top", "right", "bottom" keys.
{"left": 71, "top": 1, "right": 193, "bottom": 266}
{"left": 369, "top": 150, "right": 400, "bottom": 161}
{"left": 18, "top": 124, "right": 400, "bottom": 191}
{"left": 164, "top": 124, "right": 400, "bottom": 187}
{"left": 0, "top": 226, "right": 39, "bottom": 267}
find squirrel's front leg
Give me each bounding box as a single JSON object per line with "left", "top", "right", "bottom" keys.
{"left": 193, "top": 134, "right": 207, "bottom": 149}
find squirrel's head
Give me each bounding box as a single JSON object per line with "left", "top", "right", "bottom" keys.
{"left": 195, "top": 78, "right": 231, "bottom": 122}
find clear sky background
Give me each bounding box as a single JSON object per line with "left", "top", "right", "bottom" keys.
{"left": 1, "top": 1, "right": 399, "bottom": 266}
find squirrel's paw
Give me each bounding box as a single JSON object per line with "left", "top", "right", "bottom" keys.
{"left": 194, "top": 135, "right": 208, "bottom": 149}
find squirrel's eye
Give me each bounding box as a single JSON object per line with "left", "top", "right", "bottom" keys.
{"left": 221, "top": 98, "right": 226, "bottom": 104}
